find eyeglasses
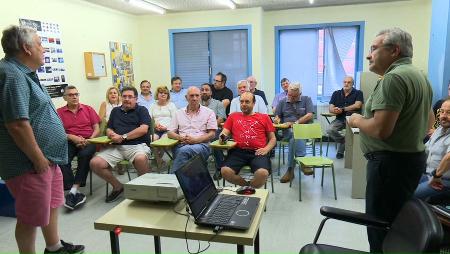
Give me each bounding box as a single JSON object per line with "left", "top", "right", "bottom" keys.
{"left": 214, "top": 79, "right": 222, "bottom": 83}
{"left": 64, "top": 93, "right": 79, "bottom": 97}
{"left": 369, "top": 44, "right": 393, "bottom": 54}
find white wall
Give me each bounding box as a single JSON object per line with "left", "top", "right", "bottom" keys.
{"left": 0, "top": 0, "right": 432, "bottom": 108}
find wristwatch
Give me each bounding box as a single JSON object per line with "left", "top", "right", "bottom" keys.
{"left": 121, "top": 134, "right": 128, "bottom": 141}
{"left": 431, "top": 169, "right": 442, "bottom": 178}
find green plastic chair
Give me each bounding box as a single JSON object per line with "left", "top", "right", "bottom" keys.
{"left": 290, "top": 123, "right": 337, "bottom": 201}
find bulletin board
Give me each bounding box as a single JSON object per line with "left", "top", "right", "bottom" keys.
{"left": 109, "top": 42, "right": 134, "bottom": 90}
{"left": 19, "top": 18, "right": 67, "bottom": 98}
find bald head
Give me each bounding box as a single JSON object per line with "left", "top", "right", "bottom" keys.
{"left": 240, "top": 92, "right": 255, "bottom": 115}
{"left": 186, "top": 86, "right": 201, "bottom": 108}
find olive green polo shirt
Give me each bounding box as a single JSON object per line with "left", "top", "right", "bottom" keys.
{"left": 360, "top": 57, "right": 433, "bottom": 154}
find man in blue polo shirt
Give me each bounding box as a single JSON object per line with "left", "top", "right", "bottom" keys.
{"left": 327, "top": 76, "right": 364, "bottom": 159}
{"left": 90, "top": 86, "right": 151, "bottom": 203}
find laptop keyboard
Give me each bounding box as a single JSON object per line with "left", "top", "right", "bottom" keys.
{"left": 205, "top": 195, "right": 244, "bottom": 224}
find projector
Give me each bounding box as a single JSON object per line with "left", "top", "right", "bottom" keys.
{"left": 124, "top": 173, "right": 183, "bottom": 202}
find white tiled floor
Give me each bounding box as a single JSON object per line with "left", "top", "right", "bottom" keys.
{"left": 0, "top": 145, "right": 369, "bottom": 253}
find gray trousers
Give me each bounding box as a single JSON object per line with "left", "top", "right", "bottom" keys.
{"left": 326, "top": 119, "right": 346, "bottom": 154}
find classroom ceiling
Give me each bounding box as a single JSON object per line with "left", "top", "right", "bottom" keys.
{"left": 83, "top": 0, "right": 410, "bottom": 15}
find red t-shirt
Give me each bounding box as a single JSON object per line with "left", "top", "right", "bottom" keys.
{"left": 57, "top": 104, "right": 101, "bottom": 138}
{"left": 223, "top": 112, "right": 275, "bottom": 150}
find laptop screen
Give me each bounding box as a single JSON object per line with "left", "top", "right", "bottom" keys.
{"left": 175, "top": 155, "right": 217, "bottom": 218}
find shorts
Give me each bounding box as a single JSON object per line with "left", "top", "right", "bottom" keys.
{"left": 222, "top": 148, "right": 271, "bottom": 174}
{"left": 6, "top": 164, "right": 64, "bottom": 227}
{"left": 96, "top": 143, "right": 151, "bottom": 168}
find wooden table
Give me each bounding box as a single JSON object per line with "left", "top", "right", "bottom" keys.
{"left": 94, "top": 189, "right": 269, "bottom": 254}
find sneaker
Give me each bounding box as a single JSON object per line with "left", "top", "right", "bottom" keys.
{"left": 44, "top": 240, "right": 85, "bottom": 254}
{"left": 213, "top": 170, "right": 222, "bottom": 180}
{"left": 301, "top": 166, "right": 314, "bottom": 175}
{"left": 105, "top": 188, "right": 124, "bottom": 203}
{"left": 64, "top": 193, "right": 76, "bottom": 210}
{"left": 336, "top": 153, "right": 344, "bottom": 159}
{"left": 64, "top": 193, "right": 86, "bottom": 210}
{"left": 280, "top": 169, "right": 294, "bottom": 183}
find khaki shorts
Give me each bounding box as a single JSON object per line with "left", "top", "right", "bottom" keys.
{"left": 97, "top": 143, "right": 151, "bottom": 168}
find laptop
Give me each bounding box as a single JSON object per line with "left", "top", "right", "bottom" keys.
{"left": 175, "top": 155, "right": 260, "bottom": 230}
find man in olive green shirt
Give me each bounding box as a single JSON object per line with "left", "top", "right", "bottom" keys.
{"left": 349, "top": 28, "right": 433, "bottom": 252}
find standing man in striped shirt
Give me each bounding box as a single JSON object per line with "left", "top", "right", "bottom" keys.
{"left": 0, "top": 25, "right": 84, "bottom": 254}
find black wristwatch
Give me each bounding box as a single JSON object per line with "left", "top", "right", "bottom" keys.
{"left": 431, "top": 169, "right": 442, "bottom": 178}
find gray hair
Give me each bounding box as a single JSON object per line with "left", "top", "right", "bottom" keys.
{"left": 288, "top": 82, "right": 302, "bottom": 93}
{"left": 1, "top": 25, "right": 37, "bottom": 57}
{"left": 377, "top": 28, "right": 413, "bottom": 58}
{"left": 237, "top": 80, "right": 250, "bottom": 91}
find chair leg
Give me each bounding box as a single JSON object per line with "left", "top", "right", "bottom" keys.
{"left": 331, "top": 165, "right": 337, "bottom": 200}
{"left": 106, "top": 182, "right": 109, "bottom": 196}
{"left": 126, "top": 164, "right": 131, "bottom": 181}
{"left": 321, "top": 167, "right": 325, "bottom": 187}
{"left": 282, "top": 144, "right": 286, "bottom": 165}
{"left": 298, "top": 165, "right": 302, "bottom": 201}
{"left": 270, "top": 173, "right": 274, "bottom": 193}
{"left": 277, "top": 143, "right": 281, "bottom": 176}
{"left": 89, "top": 170, "right": 93, "bottom": 196}
{"left": 326, "top": 140, "right": 329, "bottom": 156}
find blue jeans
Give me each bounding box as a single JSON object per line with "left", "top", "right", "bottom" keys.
{"left": 414, "top": 174, "right": 450, "bottom": 200}
{"left": 171, "top": 143, "right": 210, "bottom": 173}
{"left": 283, "top": 129, "right": 306, "bottom": 169}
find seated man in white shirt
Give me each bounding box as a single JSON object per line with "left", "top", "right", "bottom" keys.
{"left": 229, "top": 80, "right": 267, "bottom": 114}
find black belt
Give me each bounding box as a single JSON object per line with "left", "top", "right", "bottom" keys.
{"left": 364, "top": 151, "right": 424, "bottom": 160}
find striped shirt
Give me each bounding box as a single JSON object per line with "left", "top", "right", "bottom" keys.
{"left": 0, "top": 57, "right": 68, "bottom": 180}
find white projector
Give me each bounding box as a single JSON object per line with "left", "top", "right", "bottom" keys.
{"left": 124, "top": 173, "right": 183, "bottom": 202}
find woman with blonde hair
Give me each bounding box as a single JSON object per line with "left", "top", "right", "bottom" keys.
{"left": 99, "top": 86, "right": 121, "bottom": 123}
{"left": 149, "top": 86, "right": 177, "bottom": 168}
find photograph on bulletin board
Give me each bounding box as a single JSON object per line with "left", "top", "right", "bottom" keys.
{"left": 19, "top": 18, "right": 68, "bottom": 98}
{"left": 109, "top": 42, "right": 134, "bottom": 91}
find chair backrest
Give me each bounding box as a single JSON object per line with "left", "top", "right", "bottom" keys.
{"left": 382, "top": 199, "right": 443, "bottom": 253}
{"left": 293, "top": 123, "right": 322, "bottom": 140}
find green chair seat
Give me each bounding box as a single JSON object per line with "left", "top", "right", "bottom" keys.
{"left": 290, "top": 123, "right": 337, "bottom": 201}
{"left": 295, "top": 157, "right": 334, "bottom": 167}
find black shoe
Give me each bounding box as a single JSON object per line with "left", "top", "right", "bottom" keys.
{"left": 213, "top": 171, "right": 222, "bottom": 180}
{"left": 336, "top": 153, "right": 344, "bottom": 159}
{"left": 65, "top": 193, "right": 86, "bottom": 210}
{"left": 105, "top": 188, "right": 124, "bottom": 203}
{"left": 44, "top": 240, "right": 85, "bottom": 254}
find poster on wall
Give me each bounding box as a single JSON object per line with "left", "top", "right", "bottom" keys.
{"left": 19, "top": 18, "right": 68, "bottom": 98}
{"left": 109, "top": 42, "right": 134, "bottom": 90}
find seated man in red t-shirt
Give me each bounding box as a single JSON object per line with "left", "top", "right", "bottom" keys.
{"left": 220, "top": 92, "right": 276, "bottom": 188}
{"left": 57, "top": 85, "right": 100, "bottom": 210}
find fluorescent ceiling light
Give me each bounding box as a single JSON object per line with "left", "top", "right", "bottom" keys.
{"left": 309, "top": 0, "right": 314, "bottom": 4}
{"left": 220, "top": 0, "right": 236, "bottom": 9}
{"left": 127, "top": 0, "right": 166, "bottom": 14}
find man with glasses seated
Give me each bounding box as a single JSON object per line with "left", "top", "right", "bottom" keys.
{"left": 168, "top": 86, "right": 217, "bottom": 172}
{"left": 90, "top": 87, "right": 152, "bottom": 203}
{"left": 274, "top": 82, "right": 314, "bottom": 183}
{"left": 414, "top": 98, "right": 450, "bottom": 202}
{"left": 220, "top": 92, "right": 276, "bottom": 188}
{"left": 57, "top": 85, "right": 100, "bottom": 210}
{"left": 210, "top": 72, "right": 234, "bottom": 115}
